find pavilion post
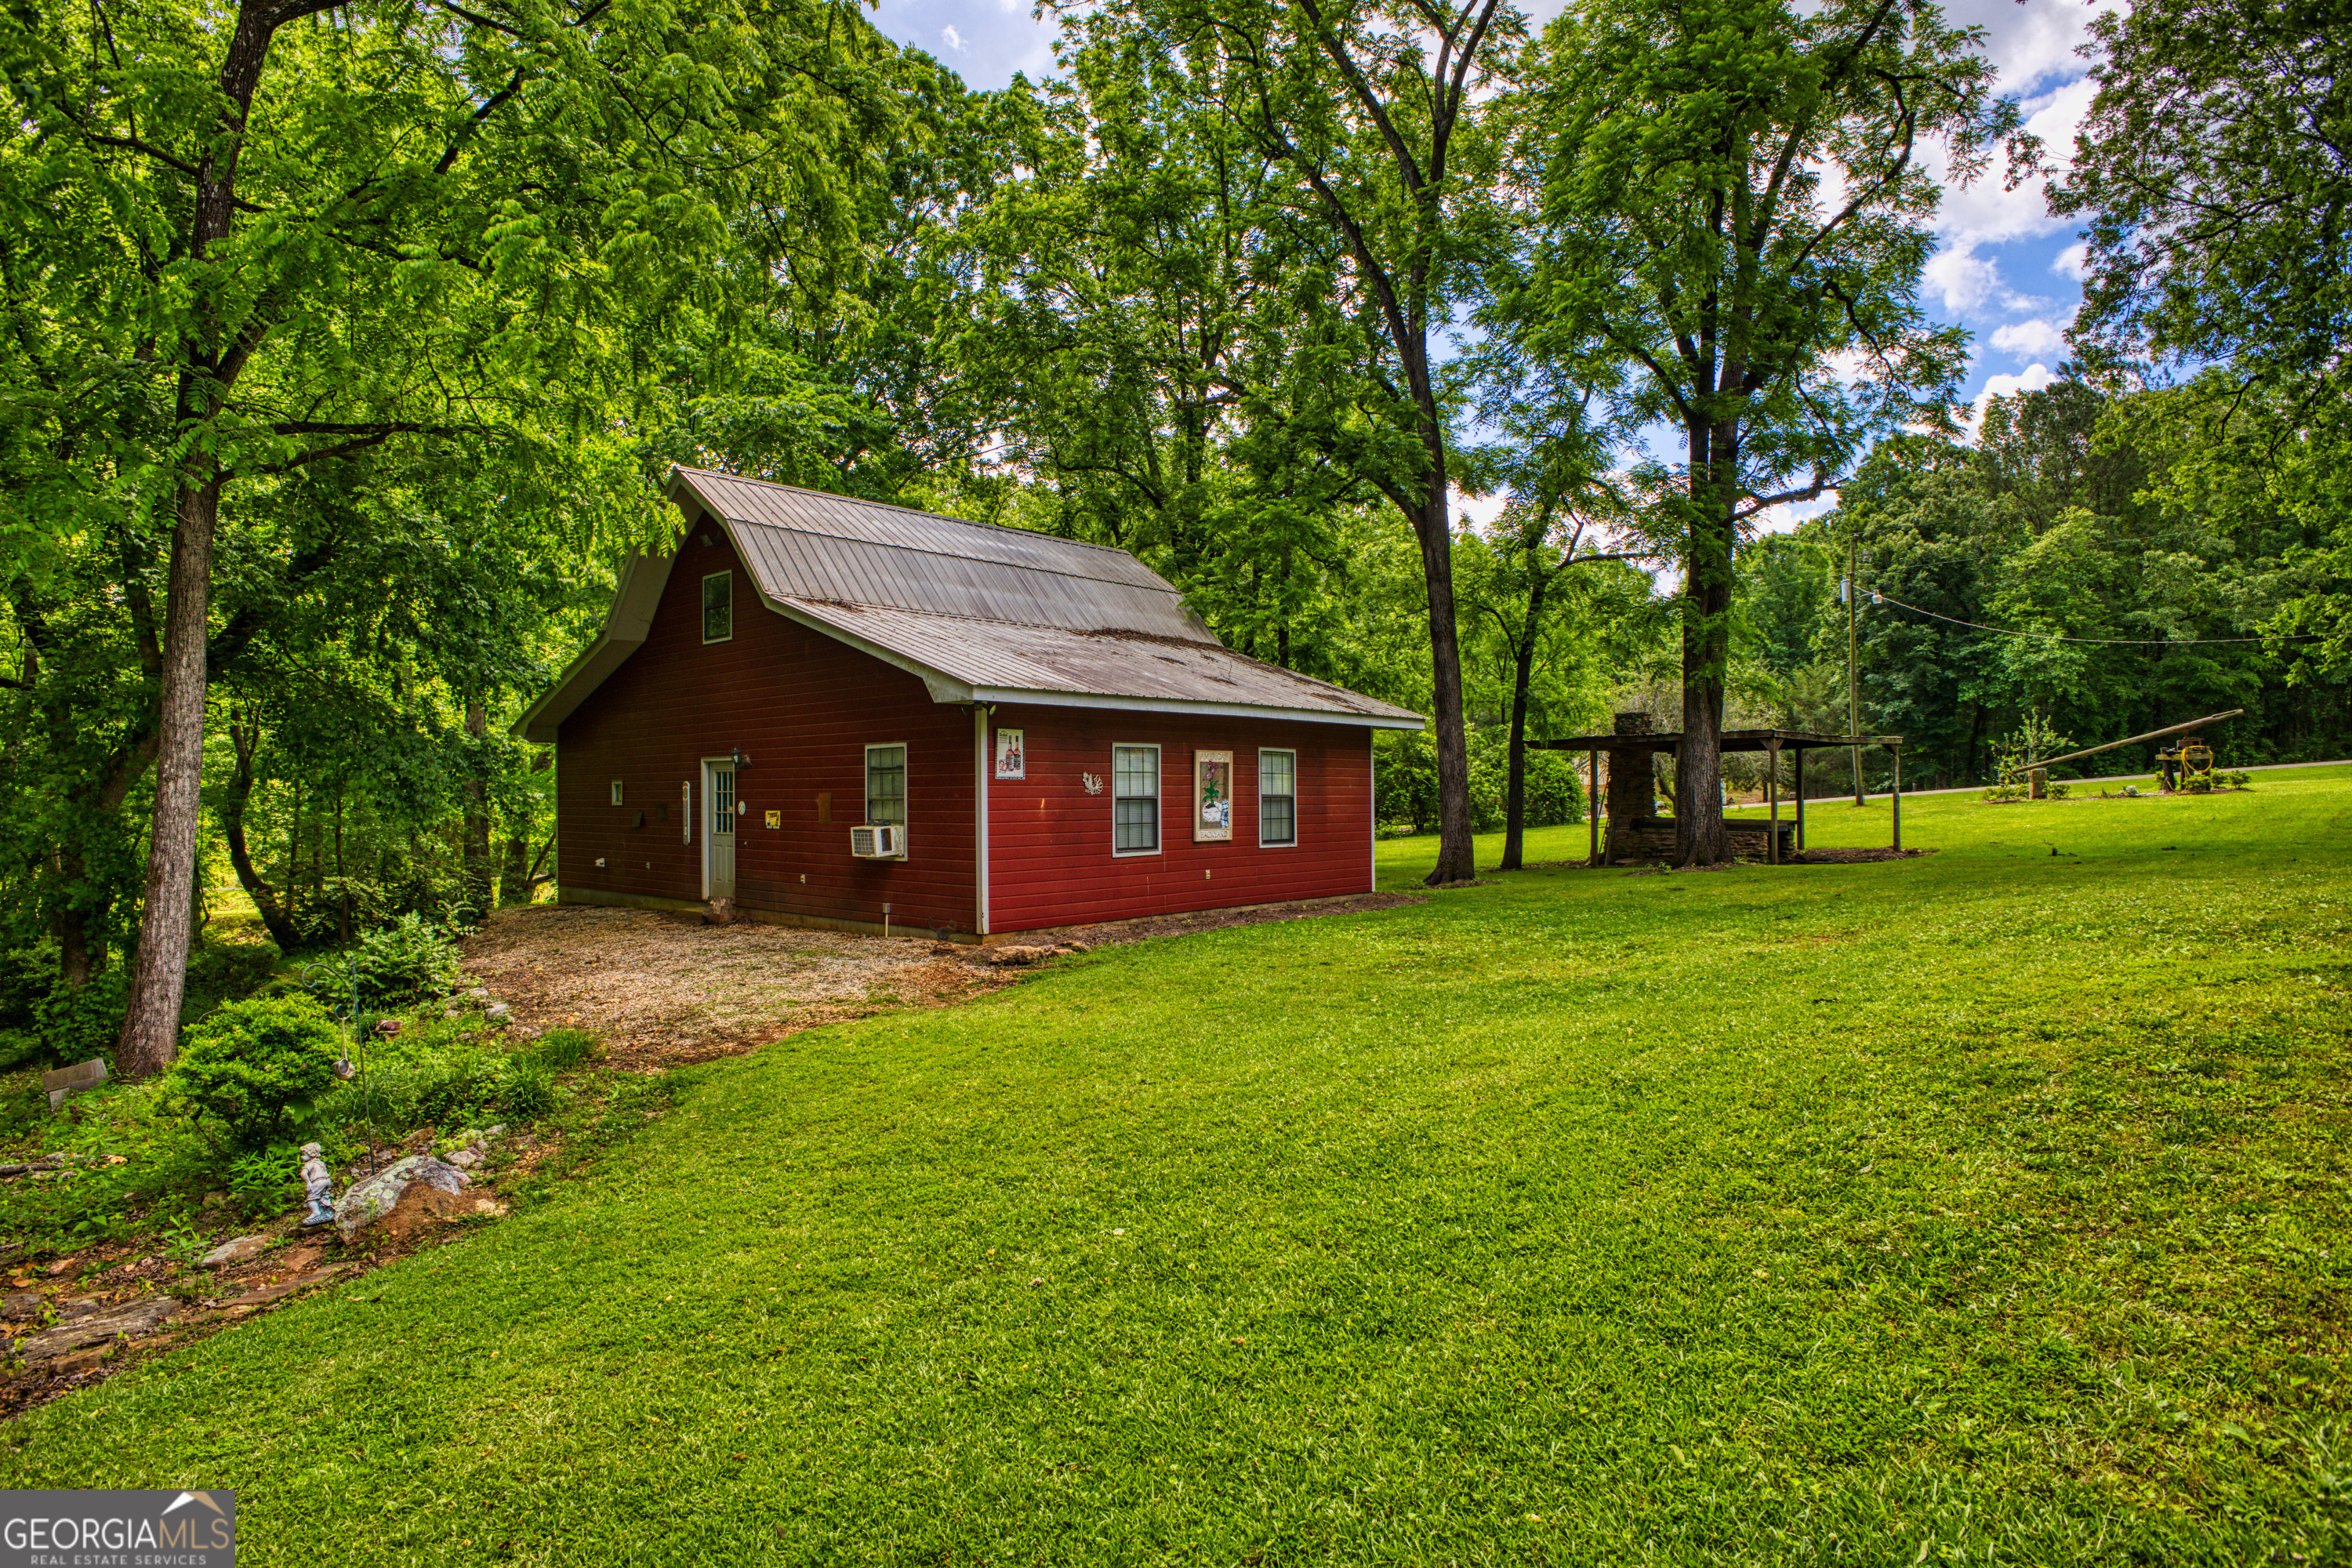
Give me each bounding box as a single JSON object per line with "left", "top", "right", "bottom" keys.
{"left": 1588, "top": 750, "right": 1599, "bottom": 866}
{"left": 1768, "top": 737, "right": 1780, "bottom": 865}
{"left": 1891, "top": 746, "right": 1902, "bottom": 851}
{"left": 1794, "top": 746, "right": 1806, "bottom": 850}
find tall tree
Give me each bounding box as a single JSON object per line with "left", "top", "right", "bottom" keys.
{"left": 1506, "top": 0, "right": 2020, "bottom": 862}
{"left": 0, "top": 0, "right": 907, "bottom": 1073}
{"left": 1068, "top": 0, "right": 1523, "bottom": 884}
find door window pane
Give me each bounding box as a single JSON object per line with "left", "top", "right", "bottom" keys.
{"left": 713, "top": 768, "right": 734, "bottom": 837}
{"left": 866, "top": 745, "right": 906, "bottom": 825}
{"left": 1260, "top": 750, "right": 1297, "bottom": 845}
{"left": 1113, "top": 746, "right": 1159, "bottom": 852}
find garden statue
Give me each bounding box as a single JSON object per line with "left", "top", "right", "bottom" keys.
{"left": 299, "top": 1143, "right": 336, "bottom": 1227}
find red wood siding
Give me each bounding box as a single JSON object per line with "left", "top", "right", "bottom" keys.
{"left": 555, "top": 523, "right": 978, "bottom": 934}
{"left": 985, "top": 707, "right": 1374, "bottom": 933}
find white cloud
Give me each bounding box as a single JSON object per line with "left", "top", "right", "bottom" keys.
{"left": 1750, "top": 490, "right": 1841, "bottom": 538}
{"left": 940, "top": 23, "right": 966, "bottom": 51}
{"left": 1965, "top": 362, "right": 2060, "bottom": 433}
{"left": 1922, "top": 245, "right": 2003, "bottom": 314}
{"left": 1940, "top": 0, "right": 2122, "bottom": 94}
{"left": 1450, "top": 487, "right": 1509, "bottom": 532}
{"left": 2050, "top": 241, "right": 2090, "bottom": 281}
{"left": 1927, "top": 74, "right": 2097, "bottom": 265}
{"left": 1990, "top": 318, "right": 2067, "bottom": 362}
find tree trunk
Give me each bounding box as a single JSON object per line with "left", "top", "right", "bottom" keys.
{"left": 220, "top": 714, "right": 299, "bottom": 951}
{"left": 1675, "top": 422, "right": 1735, "bottom": 866}
{"left": 108, "top": 0, "right": 295, "bottom": 1076}
{"left": 463, "top": 698, "right": 493, "bottom": 916}
{"left": 1415, "top": 499, "right": 1477, "bottom": 884}
{"left": 1497, "top": 571, "right": 1552, "bottom": 873}
{"left": 56, "top": 852, "right": 93, "bottom": 991}
{"left": 498, "top": 830, "right": 530, "bottom": 906}
{"left": 114, "top": 473, "right": 221, "bottom": 1077}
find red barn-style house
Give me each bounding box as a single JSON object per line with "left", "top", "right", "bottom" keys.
{"left": 515, "top": 468, "right": 1424, "bottom": 939}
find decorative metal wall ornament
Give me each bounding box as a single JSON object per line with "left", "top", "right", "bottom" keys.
{"left": 1080, "top": 771, "right": 1105, "bottom": 795}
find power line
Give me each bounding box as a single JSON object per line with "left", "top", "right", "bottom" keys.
{"left": 1868, "top": 590, "right": 2325, "bottom": 646}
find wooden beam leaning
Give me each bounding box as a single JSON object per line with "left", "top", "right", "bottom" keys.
{"left": 2028, "top": 708, "right": 2246, "bottom": 775}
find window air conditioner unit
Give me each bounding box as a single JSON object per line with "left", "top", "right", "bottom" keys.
{"left": 850, "top": 824, "right": 905, "bottom": 859}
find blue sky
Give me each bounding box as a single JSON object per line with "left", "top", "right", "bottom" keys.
{"left": 866, "top": 0, "right": 2116, "bottom": 529}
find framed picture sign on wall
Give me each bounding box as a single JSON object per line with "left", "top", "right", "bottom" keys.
{"left": 994, "top": 728, "right": 1025, "bottom": 779}
{"left": 1193, "top": 750, "right": 1233, "bottom": 841}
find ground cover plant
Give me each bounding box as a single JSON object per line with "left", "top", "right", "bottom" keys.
{"left": 5, "top": 767, "right": 2347, "bottom": 1564}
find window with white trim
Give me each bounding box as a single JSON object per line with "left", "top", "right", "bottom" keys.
{"left": 1258, "top": 749, "right": 1297, "bottom": 846}
{"left": 1113, "top": 745, "right": 1160, "bottom": 854}
{"left": 701, "top": 571, "right": 733, "bottom": 643}
{"left": 610, "top": 780, "right": 625, "bottom": 806}
{"left": 866, "top": 744, "right": 907, "bottom": 826}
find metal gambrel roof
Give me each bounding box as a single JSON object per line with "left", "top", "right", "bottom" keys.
{"left": 511, "top": 468, "right": 1425, "bottom": 741}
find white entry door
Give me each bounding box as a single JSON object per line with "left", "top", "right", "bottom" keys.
{"left": 702, "top": 760, "right": 736, "bottom": 900}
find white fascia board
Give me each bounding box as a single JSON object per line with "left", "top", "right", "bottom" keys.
{"left": 967, "top": 686, "right": 1426, "bottom": 730}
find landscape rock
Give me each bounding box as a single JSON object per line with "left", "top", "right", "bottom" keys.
{"left": 485, "top": 1002, "right": 513, "bottom": 1026}
{"left": 15, "top": 1295, "right": 178, "bottom": 1360}
{"left": 2, "top": 1290, "right": 41, "bottom": 1319}
{"left": 216, "top": 1264, "right": 351, "bottom": 1312}
{"left": 450, "top": 1149, "right": 480, "bottom": 1170}
{"left": 199, "top": 1234, "right": 273, "bottom": 1270}
{"left": 0, "top": 1164, "right": 24, "bottom": 1178}
{"left": 336, "top": 1156, "right": 472, "bottom": 1240}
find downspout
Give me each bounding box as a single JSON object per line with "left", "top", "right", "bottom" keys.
{"left": 975, "top": 706, "right": 992, "bottom": 938}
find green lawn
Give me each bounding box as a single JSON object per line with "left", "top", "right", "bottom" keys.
{"left": 9, "top": 768, "right": 2350, "bottom": 1565}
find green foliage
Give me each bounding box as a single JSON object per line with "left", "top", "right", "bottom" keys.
{"left": 531, "top": 1029, "right": 598, "bottom": 1073}
{"left": 349, "top": 915, "right": 464, "bottom": 1009}
{"left": 1377, "top": 726, "right": 1585, "bottom": 835}
{"left": 180, "top": 937, "right": 281, "bottom": 1027}
{"left": 164, "top": 995, "right": 345, "bottom": 1152}
{"left": 226, "top": 1144, "right": 303, "bottom": 1219}
{"left": 318, "top": 1014, "right": 560, "bottom": 1137}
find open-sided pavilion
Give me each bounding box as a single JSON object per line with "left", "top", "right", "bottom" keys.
{"left": 1530, "top": 718, "right": 1907, "bottom": 865}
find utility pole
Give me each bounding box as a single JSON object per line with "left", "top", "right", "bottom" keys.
{"left": 1846, "top": 535, "right": 1863, "bottom": 805}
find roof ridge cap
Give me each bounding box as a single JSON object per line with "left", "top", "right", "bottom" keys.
{"left": 673, "top": 467, "right": 1139, "bottom": 558}
{"left": 784, "top": 594, "right": 1224, "bottom": 645}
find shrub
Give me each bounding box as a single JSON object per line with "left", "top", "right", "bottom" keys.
{"left": 318, "top": 1037, "right": 558, "bottom": 1137}
{"left": 350, "top": 913, "right": 463, "bottom": 1008}
{"left": 165, "top": 993, "right": 345, "bottom": 1150}
{"left": 531, "top": 1028, "right": 597, "bottom": 1073}
{"left": 181, "top": 936, "right": 281, "bottom": 1027}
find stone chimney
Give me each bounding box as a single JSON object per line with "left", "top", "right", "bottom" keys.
{"left": 1606, "top": 712, "right": 1659, "bottom": 860}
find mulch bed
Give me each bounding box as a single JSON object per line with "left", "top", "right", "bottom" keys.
{"left": 461, "top": 906, "right": 1019, "bottom": 1071}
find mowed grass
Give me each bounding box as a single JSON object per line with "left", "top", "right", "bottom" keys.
{"left": 8, "top": 768, "right": 2350, "bottom": 1565}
